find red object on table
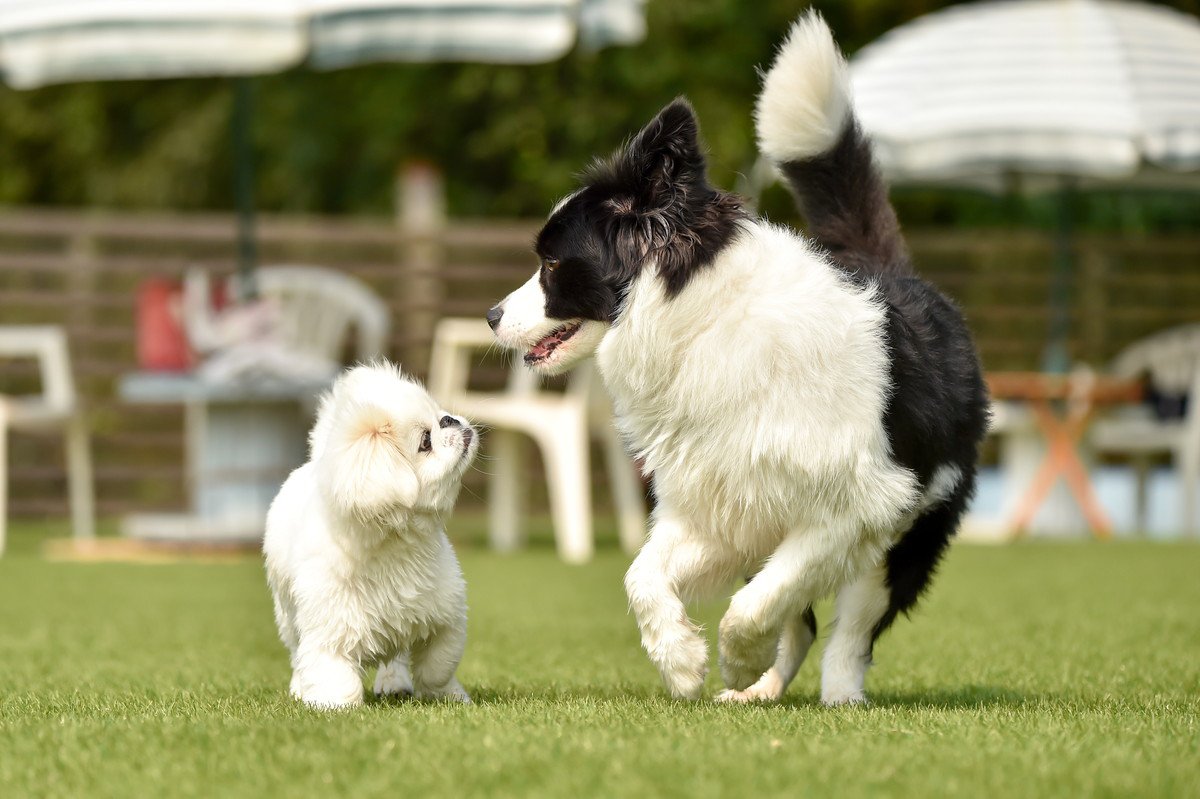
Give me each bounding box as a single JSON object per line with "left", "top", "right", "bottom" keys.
{"left": 136, "top": 279, "right": 193, "bottom": 371}
{"left": 987, "top": 371, "right": 1145, "bottom": 539}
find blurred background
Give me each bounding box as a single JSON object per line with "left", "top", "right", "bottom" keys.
{"left": 2, "top": 0, "right": 1199, "bottom": 562}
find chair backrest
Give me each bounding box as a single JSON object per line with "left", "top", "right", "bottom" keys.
{"left": 0, "top": 325, "right": 75, "bottom": 411}
{"left": 252, "top": 266, "right": 390, "bottom": 363}
{"left": 1111, "top": 324, "right": 1200, "bottom": 397}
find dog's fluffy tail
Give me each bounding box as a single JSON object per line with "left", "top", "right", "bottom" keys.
{"left": 755, "top": 12, "right": 910, "bottom": 276}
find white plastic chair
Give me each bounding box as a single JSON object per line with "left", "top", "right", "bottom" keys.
{"left": 186, "top": 265, "right": 390, "bottom": 380}
{"left": 0, "top": 326, "right": 95, "bottom": 555}
{"left": 252, "top": 266, "right": 390, "bottom": 363}
{"left": 428, "top": 318, "right": 646, "bottom": 563}
{"left": 1090, "top": 324, "right": 1200, "bottom": 536}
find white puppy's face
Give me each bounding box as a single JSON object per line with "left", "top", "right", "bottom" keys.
{"left": 311, "top": 364, "right": 478, "bottom": 522}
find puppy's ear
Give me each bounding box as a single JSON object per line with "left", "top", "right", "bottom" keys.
{"left": 316, "top": 401, "right": 419, "bottom": 520}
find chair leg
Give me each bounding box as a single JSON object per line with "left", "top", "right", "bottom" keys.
{"left": 1132, "top": 455, "right": 1150, "bottom": 536}
{"left": 65, "top": 415, "right": 96, "bottom": 540}
{"left": 0, "top": 407, "right": 8, "bottom": 556}
{"left": 539, "top": 417, "right": 592, "bottom": 564}
{"left": 599, "top": 424, "right": 646, "bottom": 554}
{"left": 488, "top": 429, "right": 524, "bottom": 553}
{"left": 1181, "top": 446, "right": 1199, "bottom": 539}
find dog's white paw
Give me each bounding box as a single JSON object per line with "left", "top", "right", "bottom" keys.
{"left": 650, "top": 629, "right": 709, "bottom": 700}
{"left": 718, "top": 614, "right": 778, "bottom": 692}
{"left": 820, "top": 687, "right": 868, "bottom": 707}
{"left": 294, "top": 684, "right": 365, "bottom": 710}
{"left": 373, "top": 658, "right": 414, "bottom": 698}
{"left": 416, "top": 678, "right": 471, "bottom": 704}
{"left": 714, "top": 670, "right": 786, "bottom": 704}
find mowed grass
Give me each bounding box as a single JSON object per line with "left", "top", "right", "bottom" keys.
{"left": 1, "top": 520, "right": 1197, "bottom": 799}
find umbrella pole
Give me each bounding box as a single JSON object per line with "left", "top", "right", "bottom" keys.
{"left": 232, "top": 76, "right": 257, "bottom": 299}
{"left": 1042, "top": 177, "right": 1077, "bottom": 373}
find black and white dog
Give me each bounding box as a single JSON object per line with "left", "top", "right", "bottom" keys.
{"left": 488, "top": 13, "right": 989, "bottom": 705}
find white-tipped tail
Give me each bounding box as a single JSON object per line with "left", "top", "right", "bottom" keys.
{"left": 755, "top": 11, "right": 852, "bottom": 164}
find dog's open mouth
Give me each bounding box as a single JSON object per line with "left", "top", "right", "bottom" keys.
{"left": 524, "top": 321, "right": 582, "bottom": 366}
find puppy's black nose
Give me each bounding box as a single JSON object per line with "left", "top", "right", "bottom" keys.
{"left": 439, "top": 415, "right": 458, "bottom": 429}
{"left": 486, "top": 306, "right": 503, "bottom": 331}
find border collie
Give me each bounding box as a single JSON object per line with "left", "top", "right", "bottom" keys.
{"left": 487, "top": 12, "right": 988, "bottom": 705}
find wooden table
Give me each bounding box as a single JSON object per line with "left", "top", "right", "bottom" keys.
{"left": 987, "top": 371, "right": 1144, "bottom": 539}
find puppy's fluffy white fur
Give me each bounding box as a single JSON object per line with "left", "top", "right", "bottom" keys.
{"left": 264, "top": 362, "right": 477, "bottom": 709}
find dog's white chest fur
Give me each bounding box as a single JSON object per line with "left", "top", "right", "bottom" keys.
{"left": 598, "top": 221, "right": 919, "bottom": 559}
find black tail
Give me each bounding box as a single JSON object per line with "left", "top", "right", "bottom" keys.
{"left": 755, "top": 12, "right": 910, "bottom": 277}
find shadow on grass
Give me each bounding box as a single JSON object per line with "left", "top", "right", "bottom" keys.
{"left": 435, "top": 683, "right": 1038, "bottom": 712}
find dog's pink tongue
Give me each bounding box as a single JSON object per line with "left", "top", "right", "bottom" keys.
{"left": 529, "top": 335, "right": 555, "bottom": 358}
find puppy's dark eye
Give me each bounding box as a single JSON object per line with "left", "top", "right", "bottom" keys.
{"left": 418, "top": 429, "right": 432, "bottom": 453}
{"left": 541, "top": 256, "right": 559, "bottom": 272}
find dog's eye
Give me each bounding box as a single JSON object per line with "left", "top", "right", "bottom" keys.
{"left": 418, "top": 429, "right": 432, "bottom": 453}
{"left": 541, "top": 256, "right": 559, "bottom": 272}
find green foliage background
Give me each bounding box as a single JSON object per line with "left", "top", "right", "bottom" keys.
{"left": 1, "top": 0, "right": 1198, "bottom": 230}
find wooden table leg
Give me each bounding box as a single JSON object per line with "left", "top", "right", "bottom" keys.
{"left": 1009, "top": 399, "right": 1113, "bottom": 539}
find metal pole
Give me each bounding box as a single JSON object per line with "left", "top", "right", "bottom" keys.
{"left": 232, "top": 76, "right": 257, "bottom": 299}
{"left": 1042, "top": 176, "right": 1076, "bottom": 373}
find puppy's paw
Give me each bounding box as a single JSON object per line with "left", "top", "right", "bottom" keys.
{"left": 415, "top": 677, "right": 471, "bottom": 704}
{"left": 290, "top": 656, "right": 364, "bottom": 710}
{"left": 651, "top": 629, "right": 709, "bottom": 701}
{"left": 718, "top": 615, "right": 778, "bottom": 691}
{"left": 714, "top": 669, "right": 786, "bottom": 704}
{"left": 294, "top": 685, "right": 365, "bottom": 710}
{"left": 373, "top": 658, "right": 414, "bottom": 699}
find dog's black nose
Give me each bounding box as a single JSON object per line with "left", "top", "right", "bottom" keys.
{"left": 486, "top": 306, "right": 503, "bottom": 331}
{"left": 439, "top": 415, "right": 458, "bottom": 429}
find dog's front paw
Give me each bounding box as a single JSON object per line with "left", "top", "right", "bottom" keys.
{"left": 649, "top": 628, "right": 709, "bottom": 700}
{"left": 291, "top": 655, "right": 364, "bottom": 710}
{"left": 714, "top": 669, "right": 786, "bottom": 704}
{"left": 294, "top": 684, "right": 365, "bottom": 710}
{"left": 718, "top": 614, "right": 779, "bottom": 691}
{"left": 373, "top": 658, "right": 414, "bottom": 698}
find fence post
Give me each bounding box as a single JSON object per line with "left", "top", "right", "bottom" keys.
{"left": 396, "top": 162, "right": 446, "bottom": 377}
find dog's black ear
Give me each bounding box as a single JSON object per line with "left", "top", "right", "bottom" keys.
{"left": 592, "top": 97, "right": 743, "bottom": 298}
{"left": 623, "top": 98, "right": 707, "bottom": 205}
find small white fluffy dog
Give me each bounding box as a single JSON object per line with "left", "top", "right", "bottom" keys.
{"left": 264, "top": 362, "right": 478, "bottom": 709}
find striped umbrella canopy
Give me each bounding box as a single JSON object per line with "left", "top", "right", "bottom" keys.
{"left": 0, "top": 0, "right": 646, "bottom": 284}
{"left": 0, "top": 1, "right": 645, "bottom": 87}
{"left": 850, "top": 0, "right": 1200, "bottom": 190}
{"left": 846, "top": 0, "right": 1200, "bottom": 371}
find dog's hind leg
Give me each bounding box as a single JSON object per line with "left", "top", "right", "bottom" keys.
{"left": 373, "top": 652, "right": 414, "bottom": 698}
{"left": 411, "top": 623, "right": 470, "bottom": 703}
{"left": 716, "top": 605, "right": 817, "bottom": 703}
{"left": 718, "top": 518, "right": 883, "bottom": 700}
{"left": 821, "top": 485, "right": 969, "bottom": 706}
{"left": 819, "top": 564, "right": 889, "bottom": 706}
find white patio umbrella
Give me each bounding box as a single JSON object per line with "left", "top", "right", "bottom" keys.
{"left": 847, "top": 0, "right": 1200, "bottom": 369}
{"left": 850, "top": 0, "right": 1200, "bottom": 189}
{"left": 0, "top": 0, "right": 647, "bottom": 281}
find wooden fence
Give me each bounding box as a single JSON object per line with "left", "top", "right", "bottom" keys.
{"left": 1, "top": 206, "right": 1198, "bottom": 517}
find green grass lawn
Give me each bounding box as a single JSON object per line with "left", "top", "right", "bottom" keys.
{"left": 1, "top": 519, "right": 1197, "bottom": 798}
